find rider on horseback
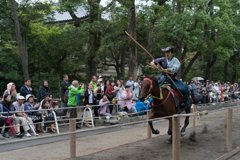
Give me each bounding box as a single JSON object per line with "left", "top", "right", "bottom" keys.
{"left": 150, "top": 46, "right": 191, "bottom": 110}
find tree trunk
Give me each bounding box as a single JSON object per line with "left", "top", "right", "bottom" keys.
{"left": 120, "top": 45, "right": 126, "bottom": 78}
{"left": 22, "top": 31, "right": 28, "bottom": 69}
{"left": 205, "top": 54, "right": 217, "bottom": 80}
{"left": 223, "top": 61, "right": 228, "bottom": 82}
{"left": 127, "top": 0, "right": 138, "bottom": 81}
{"left": 10, "top": 0, "right": 29, "bottom": 79}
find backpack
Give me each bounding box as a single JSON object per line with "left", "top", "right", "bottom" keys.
{"left": 63, "top": 90, "right": 69, "bottom": 103}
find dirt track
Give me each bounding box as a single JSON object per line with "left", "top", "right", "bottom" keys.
{"left": 0, "top": 107, "right": 240, "bottom": 160}
{"left": 71, "top": 108, "right": 240, "bottom": 160}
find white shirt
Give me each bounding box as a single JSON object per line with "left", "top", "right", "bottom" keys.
{"left": 126, "top": 80, "right": 134, "bottom": 90}
{"left": 89, "top": 90, "right": 93, "bottom": 104}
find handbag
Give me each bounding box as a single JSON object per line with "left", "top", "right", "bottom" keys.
{"left": 107, "top": 88, "right": 116, "bottom": 99}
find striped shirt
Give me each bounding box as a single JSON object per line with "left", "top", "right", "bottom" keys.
{"left": 13, "top": 102, "right": 25, "bottom": 112}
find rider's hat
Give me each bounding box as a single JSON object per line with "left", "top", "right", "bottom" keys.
{"left": 161, "top": 46, "right": 175, "bottom": 52}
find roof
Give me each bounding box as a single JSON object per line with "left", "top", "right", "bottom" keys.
{"left": 48, "top": 3, "right": 111, "bottom": 24}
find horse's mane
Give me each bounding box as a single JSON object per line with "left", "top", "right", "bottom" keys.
{"left": 152, "top": 78, "right": 158, "bottom": 86}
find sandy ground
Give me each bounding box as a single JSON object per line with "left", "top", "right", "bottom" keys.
{"left": 0, "top": 107, "right": 239, "bottom": 160}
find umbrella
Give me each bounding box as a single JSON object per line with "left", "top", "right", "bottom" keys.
{"left": 192, "top": 77, "right": 204, "bottom": 81}
{"left": 6, "top": 117, "right": 15, "bottom": 136}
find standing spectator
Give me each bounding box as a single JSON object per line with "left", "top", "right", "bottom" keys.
{"left": 3, "top": 83, "right": 17, "bottom": 102}
{"left": 98, "top": 94, "right": 111, "bottom": 116}
{"left": 120, "top": 86, "right": 133, "bottom": 111}
{"left": 98, "top": 75, "right": 103, "bottom": 82}
{"left": 90, "top": 76, "right": 97, "bottom": 93}
{"left": 61, "top": 74, "right": 70, "bottom": 116}
{"left": 20, "top": 79, "right": 33, "bottom": 98}
{"left": 1, "top": 95, "right": 23, "bottom": 138}
{"left": 94, "top": 82, "right": 103, "bottom": 104}
{"left": 24, "top": 94, "right": 41, "bottom": 133}
{"left": 126, "top": 76, "right": 134, "bottom": 90}
{"left": 133, "top": 79, "right": 141, "bottom": 100}
{"left": 104, "top": 79, "right": 110, "bottom": 94}
{"left": 37, "top": 80, "right": 52, "bottom": 103}
{"left": 13, "top": 96, "right": 38, "bottom": 137}
{"left": 105, "top": 81, "right": 119, "bottom": 114}
{"left": 84, "top": 83, "right": 97, "bottom": 117}
{"left": 67, "top": 80, "right": 84, "bottom": 129}
{"left": 115, "top": 80, "right": 125, "bottom": 105}
{"left": 119, "top": 77, "right": 124, "bottom": 87}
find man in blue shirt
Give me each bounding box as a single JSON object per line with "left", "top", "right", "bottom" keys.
{"left": 20, "top": 79, "right": 33, "bottom": 98}
{"left": 150, "top": 46, "right": 190, "bottom": 110}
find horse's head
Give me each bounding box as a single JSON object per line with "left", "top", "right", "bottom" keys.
{"left": 139, "top": 75, "right": 154, "bottom": 102}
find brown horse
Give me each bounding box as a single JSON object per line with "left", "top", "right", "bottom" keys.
{"left": 139, "top": 76, "right": 191, "bottom": 143}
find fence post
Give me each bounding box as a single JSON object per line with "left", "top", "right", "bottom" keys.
{"left": 172, "top": 115, "right": 180, "bottom": 160}
{"left": 237, "top": 99, "right": 239, "bottom": 115}
{"left": 192, "top": 104, "right": 196, "bottom": 127}
{"left": 147, "top": 110, "right": 152, "bottom": 139}
{"left": 227, "top": 108, "right": 233, "bottom": 151}
{"left": 69, "top": 119, "right": 76, "bottom": 158}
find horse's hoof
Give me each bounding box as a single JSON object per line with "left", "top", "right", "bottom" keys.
{"left": 181, "top": 132, "right": 185, "bottom": 137}
{"left": 153, "top": 129, "right": 159, "bottom": 135}
{"left": 166, "top": 139, "right": 172, "bottom": 144}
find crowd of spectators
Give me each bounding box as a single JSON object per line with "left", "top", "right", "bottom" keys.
{"left": 187, "top": 80, "right": 240, "bottom": 105}
{"left": 2, "top": 73, "right": 237, "bottom": 140}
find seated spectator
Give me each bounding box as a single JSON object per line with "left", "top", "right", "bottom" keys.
{"left": 135, "top": 99, "right": 149, "bottom": 115}
{"left": 120, "top": 86, "right": 133, "bottom": 111}
{"left": 24, "top": 94, "right": 41, "bottom": 133}
{"left": 2, "top": 95, "right": 23, "bottom": 138}
{"left": 39, "top": 100, "right": 55, "bottom": 133}
{"left": 0, "top": 96, "right": 6, "bottom": 140}
{"left": 13, "top": 96, "right": 38, "bottom": 137}
{"left": 3, "top": 83, "right": 17, "bottom": 102}
{"left": 20, "top": 79, "right": 33, "bottom": 98}
{"left": 37, "top": 80, "right": 52, "bottom": 103}
{"left": 201, "top": 90, "right": 208, "bottom": 104}
{"left": 98, "top": 94, "right": 111, "bottom": 116}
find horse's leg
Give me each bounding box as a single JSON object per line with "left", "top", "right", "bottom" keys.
{"left": 181, "top": 106, "right": 191, "bottom": 136}
{"left": 148, "top": 113, "right": 160, "bottom": 135}
{"left": 166, "top": 118, "right": 172, "bottom": 143}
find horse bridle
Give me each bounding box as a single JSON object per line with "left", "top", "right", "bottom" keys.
{"left": 141, "top": 78, "right": 153, "bottom": 99}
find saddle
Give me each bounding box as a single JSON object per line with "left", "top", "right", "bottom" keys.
{"left": 161, "top": 85, "right": 184, "bottom": 114}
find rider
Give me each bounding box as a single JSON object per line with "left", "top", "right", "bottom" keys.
{"left": 150, "top": 46, "right": 190, "bottom": 110}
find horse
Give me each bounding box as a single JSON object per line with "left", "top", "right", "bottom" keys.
{"left": 139, "top": 75, "right": 191, "bottom": 143}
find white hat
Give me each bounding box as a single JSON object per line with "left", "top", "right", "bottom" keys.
{"left": 25, "top": 94, "right": 34, "bottom": 101}
{"left": 17, "top": 96, "right": 25, "bottom": 100}
{"left": 98, "top": 75, "right": 103, "bottom": 78}
{"left": 97, "top": 79, "right": 102, "bottom": 82}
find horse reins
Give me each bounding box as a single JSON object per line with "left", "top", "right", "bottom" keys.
{"left": 143, "top": 78, "right": 171, "bottom": 106}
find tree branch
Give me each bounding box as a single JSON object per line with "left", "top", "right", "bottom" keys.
{"left": 101, "top": 0, "right": 117, "bottom": 12}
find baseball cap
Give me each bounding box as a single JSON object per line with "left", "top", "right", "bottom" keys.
{"left": 119, "top": 77, "right": 123, "bottom": 80}
{"left": 17, "top": 96, "right": 25, "bottom": 100}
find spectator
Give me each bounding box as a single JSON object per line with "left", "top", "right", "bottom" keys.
{"left": 61, "top": 74, "right": 70, "bottom": 116}
{"left": 98, "top": 94, "right": 111, "bottom": 116}
{"left": 20, "top": 79, "right": 33, "bottom": 98}
{"left": 104, "top": 79, "right": 110, "bottom": 94}
{"left": 94, "top": 82, "right": 103, "bottom": 103}
{"left": 37, "top": 80, "right": 52, "bottom": 103}
{"left": 3, "top": 83, "right": 17, "bottom": 102}
{"left": 133, "top": 78, "right": 141, "bottom": 100}
{"left": 13, "top": 96, "right": 38, "bottom": 137}
{"left": 119, "top": 77, "right": 124, "bottom": 87}
{"left": 120, "top": 86, "right": 133, "bottom": 112}
{"left": 115, "top": 80, "right": 125, "bottom": 105}
{"left": 90, "top": 76, "right": 97, "bottom": 93}
{"left": 24, "top": 94, "right": 41, "bottom": 133}
{"left": 105, "top": 81, "right": 119, "bottom": 114}
{"left": 126, "top": 76, "right": 134, "bottom": 90}
{"left": 98, "top": 75, "right": 103, "bottom": 82}
{"left": 38, "top": 100, "right": 55, "bottom": 133}
{"left": 84, "top": 83, "right": 98, "bottom": 117}
{"left": 2, "top": 94, "right": 23, "bottom": 138}
{"left": 0, "top": 96, "right": 6, "bottom": 140}
{"left": 67, "top": 80, "right": 84, "bottom": 129}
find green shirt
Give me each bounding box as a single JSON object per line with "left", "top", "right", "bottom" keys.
{"left": 90, "top": 81, "right": 97, "bottom": 96}
{"left": 67, "top": 85, "right": 84, "bottom": 106}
